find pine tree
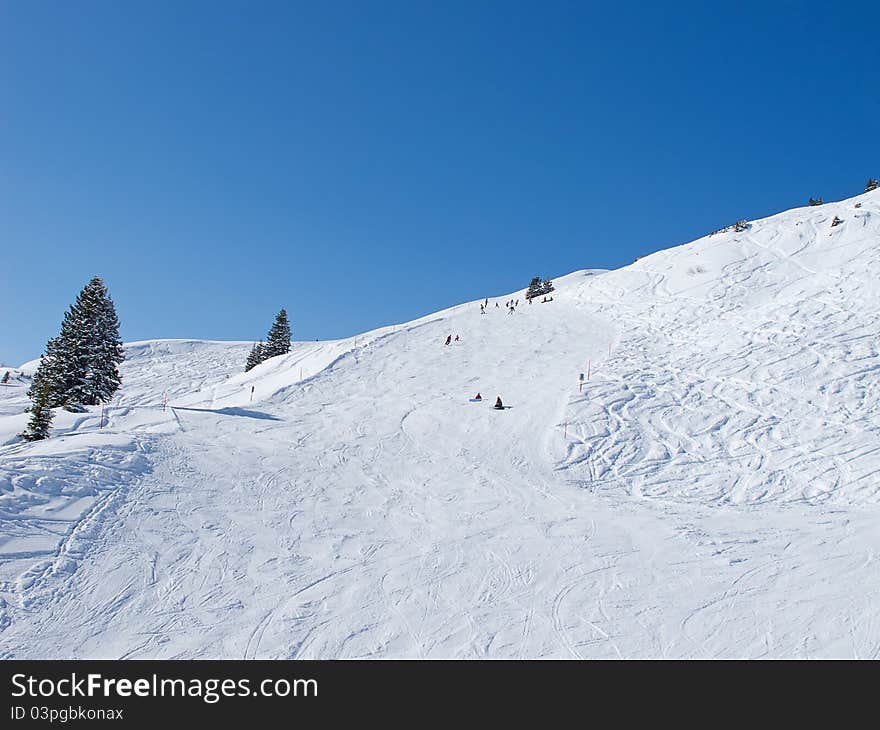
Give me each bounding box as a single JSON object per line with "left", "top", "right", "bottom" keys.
{"left": 541, "top": 278, "right": 555, "bottom": 295}
{"left": 1, "top": 371, "right": 9, "bottom": 384}
{"left": 526, "top": 277, "right": 543, "bottom": 300}
{"left": 808, "top": 197, "right": 824, "bottom": 206}
{"left": 62, "top": 277, "right": 125, "bottom": 407}
{"left": 263, "top": 309, "right": 291, "bottom": 359}
{"left": 29, "top": 277, "right": 124, "bottom": 410}
{"left": 866, "top": 178, "right": 879, "bottom": 193}
{"left": 20, "top": 381, "right": 54, "bottom": 441}
{"left": 245, "top": 342, "right": 265, "bottom": 372}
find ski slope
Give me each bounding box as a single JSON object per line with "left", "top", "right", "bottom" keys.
{"left": 1, "top": 189, "right": 879, "bottom": 657}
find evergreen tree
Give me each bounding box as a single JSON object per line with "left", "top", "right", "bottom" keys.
{"left": 808, "top": 197, "right": 824, "bottom": 206}
{"left": 20, "top": 381, "right": 54, "bottom": 441}
{"left": 263, "top": 309, "right": 291, "bottom": 359}
{"left": 1, "top": 371, "right": 9, "bottom": 384}
{"left": 866, "top": 178, "right": 879, "bottom": 193}
{"left": 62, "top": 277, "right": 125, "bottom": 407}
{"left": 28, "top": 277, "right": 124, "bottom": 410}
{"left": 526, "top": 277, "right": 543, "bottom": 300}
{"left": 541, "top": 278, "right": 555, "bottom": 295}
{"left": 245, "top": 342, "right": 265, "bottom": 372}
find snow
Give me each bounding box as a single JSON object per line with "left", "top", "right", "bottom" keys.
{"left": 1, "top": 190, "right": 879, "bottom": 657}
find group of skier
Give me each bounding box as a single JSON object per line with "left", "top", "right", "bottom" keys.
{"left": 450, "top": 296, "right": 523, "bottom": 409}
{"left": 472, "top": 393, "right": 504, "bottom": 409}
{"left": 480, "top": 297, "right": 521, "bottom": 315}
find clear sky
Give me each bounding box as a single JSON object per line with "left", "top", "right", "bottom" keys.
{"left": 2, "top": 1, "right": 878, "bottom": 365}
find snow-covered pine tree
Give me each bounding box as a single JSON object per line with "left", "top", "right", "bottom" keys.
{"left": 526, "top": 277, "right": 543, "bottom": 300}
{"left": 263, "top": 309, "right": 291, "bottom": 359}
{"left": 808, "top": 197, "right": 823, "bottom": 206}
{"left": 20, "top": 380, "right": 54, "bottom": 441}
{"left": 245, "top": 342, "right": 265, "bottom": 372}
{"left": 63, "top": 277, "right": 124, "bottom": 407}
{"left": 866, "top": 178, "right": 879, "bottom": 193}
{"left": 541, "top": 278, "right": 555, "bottom": 295}
{"left": 1, "top": 371, "right": 9, "bottom": 384}
{"left": 31, "top": 277, "right": 124, "bottom": 410}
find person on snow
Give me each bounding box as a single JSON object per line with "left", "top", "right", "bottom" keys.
{"left": 494, "top": 396, "right": 504, "bottom": 410}
{"left": 455, "top": 335, "right": 460, "bottom": 341}
{"left": 445, "top": 335, "right": 452, "bottom": 346}
{"left": 508, "top": 307, "right": 514, "bottom": 314}
{"left": 474, "top": 393, "right": 482, "bottom": 401}
{"left": 496, "top": 302, "right": 499, "bottom": 308}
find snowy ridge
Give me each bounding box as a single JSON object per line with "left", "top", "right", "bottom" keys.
{"left": 0, "top": 189, "right": 879, "bottom": 657}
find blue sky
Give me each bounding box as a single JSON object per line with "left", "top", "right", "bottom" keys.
{"left": 2, "top": 1, "right": 878, "bottom": 365}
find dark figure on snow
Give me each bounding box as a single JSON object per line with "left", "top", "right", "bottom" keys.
{"left": 474, "top": 393, "right": 482, "bottom": 401}
{"left": 445, "top": 335, "right": 452, "bottom": 346}
{"left": 455, "top": 335, "right": 460, "bottom": 341}
{"left": 496, "top": 302, "right": 499, "bottom": 308}
{"left": 494, "top": 396, "right": 504, "bottom": 410}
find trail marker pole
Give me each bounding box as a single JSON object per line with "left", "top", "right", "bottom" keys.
{"left": 564, "top": 421, "right": 567, "bottom": 438}
{"left": 100, "top": 404, "right": 104, "bottom": 429}
{"left": 250, "top": 385, "right": 254, "bottom": 402}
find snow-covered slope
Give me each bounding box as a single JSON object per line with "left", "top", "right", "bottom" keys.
{"left": 1, "top": 189, "right": 879, "bottom": 657}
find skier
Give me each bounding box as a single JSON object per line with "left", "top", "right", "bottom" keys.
{"left": 508, "top": 307, "right": 514, "bottom": 315}
{"left": 474, "top": 393, "right": 482, "bottom": 401}
{"left": 496, "top": 302, "right": 499, "bottom": 308}
{"left": 455, "top": 335, "right": 460, "bottom": 341}
{"left": 494, "top": 396, "right": 504, "bottom": 410}
{"left": 445, "top": 335, "right": 452, "bottom": 346}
